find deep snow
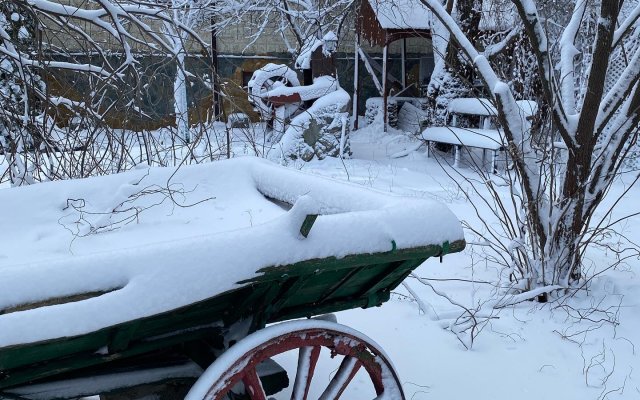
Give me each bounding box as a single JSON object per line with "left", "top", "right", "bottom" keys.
{"left": 0, "top": 124, "right": 639, "bottom": 399}
{"left": 0, "top": 157, "right": 461, "bottom": 347}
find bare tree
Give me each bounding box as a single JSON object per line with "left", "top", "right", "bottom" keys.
{"left": 419, "top": 0, "right": 640, "bottom": 297}
{"left": 212, "top": 0, "right": 355, "bottom": 60}
{"left": 0, "top": 0, "right": 206, "bottom": 185}
{"left": 157, "top": 0, "right": 215, "bottom": 144}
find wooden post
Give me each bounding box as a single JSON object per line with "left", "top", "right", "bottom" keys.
{"left": 353, "top": 34, "right": 361, "bottom": 130}
{"left": 359, "top": 48, "right": 383, "bottom": 94}
{"left": 299, "top": 214, "right": 318, "bottom": 238}
{"left": 401, "top": 38, "right": 406, "bottom": 89}
{"left": 492, "top": 150, "right": 498, "bottom": 174}
{"left": 211, "top": 16, "right": 222, "bottom": 120}
{"left": 274, "top": 106, "right": 286, "bottom": 140}
{"left": 382, "top": 44, "right": 388, "bottom": 133}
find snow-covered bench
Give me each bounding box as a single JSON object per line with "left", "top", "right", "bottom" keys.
{"left": 422, "top": 98, "right": 537, "bottom": 172}
{"left": 422, "top": 126, "right": 504, "bottom": 172}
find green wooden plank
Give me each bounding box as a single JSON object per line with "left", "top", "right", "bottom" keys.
{"left": 326, "top": 263, "right": 392, "bottom": 301}
{"left": 0, "top": 239, "right": 465, "bottom": 388}
{"left": 314, "top": 266, "right": 365, "bottom": 304}
{"left": 240, "top": 241, "right": 464, "bottom": 283}
{"left": 299, "top": 214, "right": 318, "bottom": 238}
{"left": 269, "top": 292, "right": 392, "bottom": 323}
{"left": 254, "top": 283, "right": 285, "bottom": 332}
{"left": 270, "top": 275, "right": 311, "bottom": 312}
{"left": 358, "top": 260, "right": 421, "bottom": 302}
{"left": 0, "top": 327, "right": 222, "bottom": 390}
{"left": 108, "top": 322, "right": 140, "bottom": 354}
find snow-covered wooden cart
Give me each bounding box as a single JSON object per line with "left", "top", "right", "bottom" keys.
{"left": 0, "top": 158, "right": 465, "bottom": 400}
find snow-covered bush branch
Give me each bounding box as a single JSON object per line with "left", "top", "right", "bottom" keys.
{"left": 212, "top": 0, "right": 354, "bottom": 58}
{"left": 0, "top": 0, "right": 210, "bottom": 185}
{"left": 420, "top": 0, "right": 640, "bottom": 297}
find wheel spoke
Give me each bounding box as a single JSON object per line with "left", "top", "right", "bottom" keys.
{"left": 318, "top": 356, "right": 362, "bottom": 400}
{"left": 291, "top": 346, "right": 321, "bottom": 400}
{"left": 241, "top": 367, "right": 267, "bottom": 400}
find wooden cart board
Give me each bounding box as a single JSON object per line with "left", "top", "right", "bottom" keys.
{"left": 0, "top": 158, "right": 465, "bottom": 399}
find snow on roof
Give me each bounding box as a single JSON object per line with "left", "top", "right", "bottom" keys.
{"left": 0, "top": 157, "right": 463, "bottom": 347}
{"left": 368, "top": 0, "right": 432, "bottom": 30}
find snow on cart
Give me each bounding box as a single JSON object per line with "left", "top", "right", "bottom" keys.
{"left": 0, "top": 157, "right": 465, "bottom": 400}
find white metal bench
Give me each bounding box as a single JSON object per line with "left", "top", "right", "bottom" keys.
{"left": 422, "top": 126, "right": 504, "bottom": 172}
{"left": 421, "top": 98, "right": 537, "bottom": 173}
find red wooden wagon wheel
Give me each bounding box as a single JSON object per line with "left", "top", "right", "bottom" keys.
{"left": 186, "top": 320, "right": 405, "bottom": 400}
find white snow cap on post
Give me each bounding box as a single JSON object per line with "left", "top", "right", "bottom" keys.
{"left": 322, "top": 31, "right": 338, "bottom": 54}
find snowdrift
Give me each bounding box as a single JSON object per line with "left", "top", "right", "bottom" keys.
{"left": 0, "top": 157, "right": 463, "bottom": 347}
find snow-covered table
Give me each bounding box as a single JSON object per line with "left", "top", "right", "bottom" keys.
{"left": 0, "top": 157, "right": 465, "bottom": 399}
{"left": 422, "top": 126, "right": 505, "bottom": 172}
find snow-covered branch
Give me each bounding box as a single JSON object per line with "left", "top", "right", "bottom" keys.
{"left": 612, "top": 2, "right": 640, "bottom": 48}
{"left": 482, "top": 26, "right": 521, "bottom": 58}
{"left": 595, "top": 45, "right": 640, "bottom": 134}
{"left": 559, "top": 0, "right": 588, "bottom": 116}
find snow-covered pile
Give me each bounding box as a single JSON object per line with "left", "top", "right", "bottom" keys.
{"left": 263, "top": 74, "right": 339, "bottom": 102}
{"left": 0, "top": 157, "right": 463, "bottom": 347}
{"left": 275, "top": 79, "right": 351, "bottom": 162}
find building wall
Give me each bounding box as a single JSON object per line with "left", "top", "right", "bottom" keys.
{"left": 52, "top": 0, "right": 432, "bottom": 55}
{"left": 43, "top": 1, "right": 434, "bottom": 128}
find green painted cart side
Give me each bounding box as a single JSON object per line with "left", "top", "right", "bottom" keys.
{"left": 0, "top": 239, "right": 465, "bottom": 395}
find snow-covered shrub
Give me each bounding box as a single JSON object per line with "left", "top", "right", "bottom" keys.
{"left": 227, "top": 113, "right": 251, "bottom": 128}
{"left": 0, "top": 1, "right": 44, "bottom": 185}
{"left": 387, "top": 99, "right": 398, "bottom": 129}
{"left": 425, "top": 67, "right": 469, "bottom": 127}
{"left": 365, "top": 98, "right": 383, "bottom": 126}
{"left": 276, "top": 88, "right": 352, "bottom": 162}
{"left": 420, "top": 0, "right": 640, "bottom": 297}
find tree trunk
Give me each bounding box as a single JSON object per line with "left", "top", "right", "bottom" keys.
{"left": 174, "top": 49, "right": 190, "bottom": 144}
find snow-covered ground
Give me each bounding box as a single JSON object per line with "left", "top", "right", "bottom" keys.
{"left": 1, "top": 124, "right": 638, "bottom": 399}
{"left": 258, "top": 124, "right": 638, "bottom": 400}
{"left": 311, "top": 126, "right": 640, "bottom": 400}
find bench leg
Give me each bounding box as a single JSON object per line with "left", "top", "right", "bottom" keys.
{"left": 492, "top": 150, "right": 498, "bottom": 174}
{"left": 454, "top": 146, "right": 461, "bottom": 167}
{"left": 482, "top": 149, "right": 486, "bottom": 171}
{"left": 426, "top": 141, "right": 431, "bottom": 158}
